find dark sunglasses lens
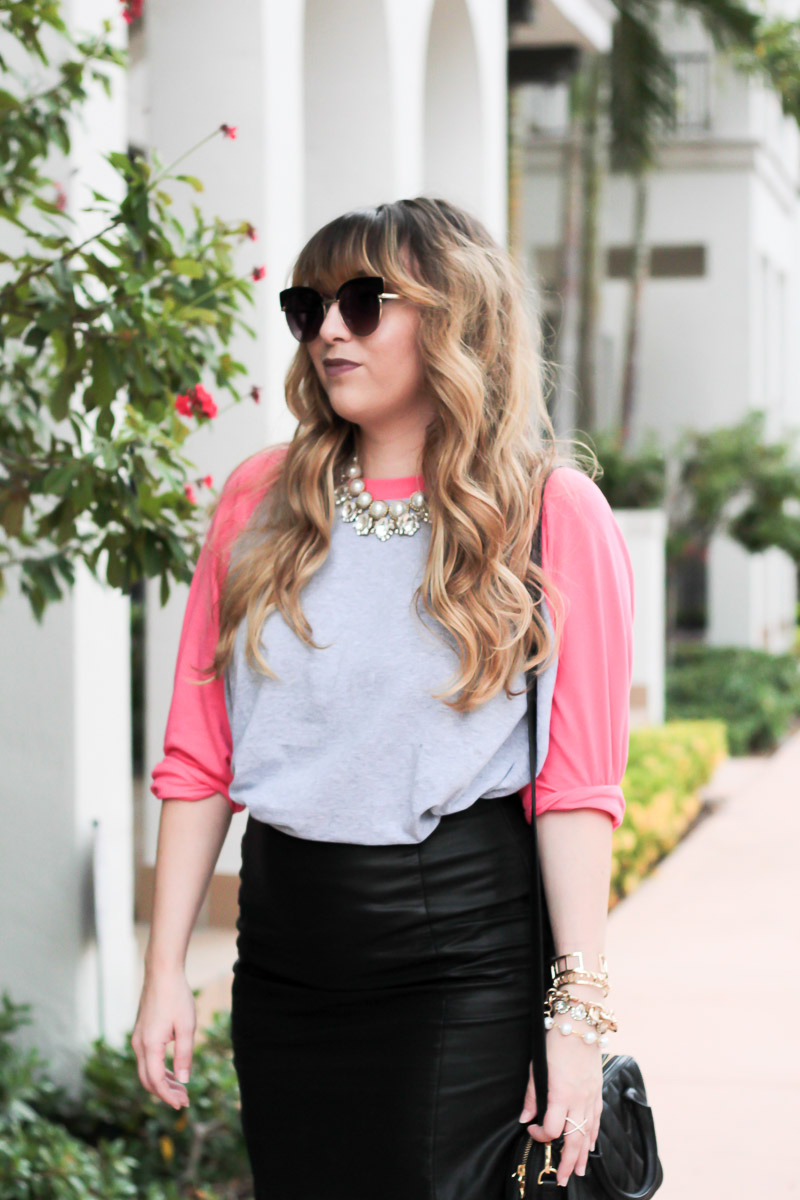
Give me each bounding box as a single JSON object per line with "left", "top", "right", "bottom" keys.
{"left": 339, "top": 279, "right": 381, "bottom": 336}
{"left": 281, "top": 288, "right": 323, "bottom": 342}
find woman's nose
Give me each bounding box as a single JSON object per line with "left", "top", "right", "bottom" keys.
{"left": 319, "top": 300, "right": 350, "bottom": 339}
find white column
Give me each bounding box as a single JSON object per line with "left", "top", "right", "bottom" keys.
{"left": 614, "top": 508, "right": 667, "bottom": 727}
{"left": 0, "top": 0, "right": 135, "bottom": 1097}
{"left": 143, "top": 0, "right": 305, "bottom": 882}
{"left": 708, "top": 534, "right": 797, "bottom": 652}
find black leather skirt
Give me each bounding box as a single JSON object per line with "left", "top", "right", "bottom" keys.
{"left": 229, "top": 791, "right": 537, "bottom": 1200}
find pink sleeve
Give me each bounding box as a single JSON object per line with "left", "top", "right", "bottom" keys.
{"left": 519, "top": 466, "right": 635, "bottom": 831}
{"left": 150, "top": 446, "right": 287, "bottom": 813}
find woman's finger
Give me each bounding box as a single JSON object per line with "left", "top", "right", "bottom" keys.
{"left": 144, "top": 1037, "right": 183, "bottom": 1110}
{"left": 573, "top": 1118, "right": 592, "bottom": 1178}
{"left": 527, "top": 1099, "right": 567, "bottom": 1143}
{"left": 557, "top": 1113, "right": 588, "bottom": 1186}
{"left": 131, "top": 1029, "right": 153, "bottom": 1096}
{"left": 590, "top": 1097, "right": 603, "bottom": 1151}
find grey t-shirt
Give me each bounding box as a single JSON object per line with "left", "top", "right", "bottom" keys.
{"left": 223, "top": 497, "right": 557, "bottom": 844}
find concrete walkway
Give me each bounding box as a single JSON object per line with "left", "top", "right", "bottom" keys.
{"left": 135, "top": 728, "right": 800, "bottom": 1197}
{"left": 606, "top": 727, "right": 800, "bottom": 1199}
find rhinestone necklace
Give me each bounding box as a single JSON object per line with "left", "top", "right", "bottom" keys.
{"left": 334, "top": 455, "right": 430, "bottom": 541}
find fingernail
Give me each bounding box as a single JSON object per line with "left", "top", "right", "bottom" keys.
{"left": 177, "top": 1069, "right": 189, "bottom": 1083}
{"left": 519, "top": 1109, "right": 532, "bottom": 1122}
{"left": 576, "top": 1166, "right": 586, "bottom": 1176}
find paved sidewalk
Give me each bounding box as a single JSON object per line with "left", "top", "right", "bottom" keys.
{"left": 606, "top": 728, "right": 800, "bottom": 1199}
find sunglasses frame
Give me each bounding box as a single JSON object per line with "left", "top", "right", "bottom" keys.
{"left": 279, "top": 275, "right": 400, "bottom": 342}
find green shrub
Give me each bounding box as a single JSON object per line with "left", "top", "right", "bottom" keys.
{"left": 579, "top": 428, "right": 667, "bottom": 509}
{"left": 0, "top": 994, "right": 253, "bottom": 1200}
{"left": 666, "top": 643, "right": 800, "bottom": 754}
{"left": 611, "top": 718, "right": 728, "bottom": 906}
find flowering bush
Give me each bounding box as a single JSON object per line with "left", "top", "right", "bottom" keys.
{"left": 0, "top": 0, "right": 264, "bottom": 619}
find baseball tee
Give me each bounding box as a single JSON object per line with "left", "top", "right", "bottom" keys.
{"left": 150, "top": 446, "right": 634, "bottom": 842}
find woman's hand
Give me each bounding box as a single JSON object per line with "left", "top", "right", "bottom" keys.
{"left": 518, "top": 1029, "right": 603, "bottom": 1188}
{"left": 130, "top": 966, "right": 197, "bottom": 1111}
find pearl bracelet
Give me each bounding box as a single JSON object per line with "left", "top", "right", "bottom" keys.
{"left": 544, "top": 1016, "right": 611, "bottom": 1049}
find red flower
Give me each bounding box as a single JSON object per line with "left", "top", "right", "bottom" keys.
{"left": 249, "top": 385, "right": 261, "bottom": 404}
{"left": 221, "top": 124, "right": 238, "bottom": 140}
{"left": 202, "top": 474, "right": 214, "bottom": 488}
{"left": 184, "top": 483, "right": 197, "bottom": 504}
{"left": 54, "top": 183, "right": 67, "bottom": 211}
{"left": 120, "top": 0, "right": 143, "bottom": 23}
{"left": 245, "top": 222, "right": 258, "bottom": 241}
{"left": 251, "top": 265, "right": 266, "bottom": 281}
{"left": 175, "top": 384, "right": 218, "bottom": 420}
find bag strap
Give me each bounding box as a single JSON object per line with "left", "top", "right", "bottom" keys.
{"left": 525, "top": 469, "right": 557, "bottom": 1126}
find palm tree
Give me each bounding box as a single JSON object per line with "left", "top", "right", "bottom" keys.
{"left": 611, "top": 0, "right": 761, "bottom": 448}
{"left": 551, "top": 0, "right": 762, "bottom": 444}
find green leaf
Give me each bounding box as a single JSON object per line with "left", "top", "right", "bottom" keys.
{"left": 0, "top": 494, "right": 26, "bottom": 537}
{"left": 32, "top": 196, "right": 67, "bottom": 216}
{"left": 169, "top": 258, "right": 204, "bottom": 278}
{"left": 41, "top": 464, "right": 77, "bottom": 495}
{"left": 106, "top": 150, "right": 133, "bottom": 173}
{"left": 176, "top": 174, "right": 204, "bottom": 192}
{"left": 178, "top": 306, "right": 219, "bottom": 324}
{"left": 51, "top": 356, "right": 87, "bottom": 422}
{"left": 84, "top": 341, "right": 116, "bottom": 410}
{"left": 143, "top": 533, "right": 163, "bottom": 576}
{"left": 3, "top": 313, "right": 31, "bottom": 339}
{"left": 106, "top": 544, "right": 124, "bottom": 588}
{"left": 0, "top": 88, "right": 21, "bottom": 113}
{"left": 97, "top": 407, "right": 115, "bottom": 439}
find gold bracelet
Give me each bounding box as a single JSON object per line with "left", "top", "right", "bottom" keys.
{"left": 550, "top": 951, "right": 609, "bottom": 977}
{"left": 551, "top": 970, "right": 610, "bottom": 996}
{"left": 545, "top": 988, "right": 618, "bottom": 1034}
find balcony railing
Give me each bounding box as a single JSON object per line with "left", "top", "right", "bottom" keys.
{"left": 522, "top": 51, "right": 714, "bottom": 141}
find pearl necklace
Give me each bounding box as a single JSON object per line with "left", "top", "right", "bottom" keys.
{"left": 333, "top": 456, "right": 430, "bottom": 541}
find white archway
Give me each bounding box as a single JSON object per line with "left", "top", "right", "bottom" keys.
{"left": 423, "top": 0, "right": 484, "bottom": 215}
{"left": 303, "top": 0, "right": 394, "bottom": 235}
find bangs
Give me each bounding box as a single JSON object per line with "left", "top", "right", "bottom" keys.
{"left": 291, "top": 206, "right": 410, "bottom": 296}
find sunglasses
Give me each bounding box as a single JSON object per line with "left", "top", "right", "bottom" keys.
{"left": 279, "top": 275, "right": 400, "bottom": 343}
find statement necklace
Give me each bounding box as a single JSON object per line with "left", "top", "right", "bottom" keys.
{"left": 334, "top": 456, "right": 430, "bottom": 541}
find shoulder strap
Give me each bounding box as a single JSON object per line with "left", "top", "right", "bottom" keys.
{"left": 525, "top": 469, "right": 557, "bottom": 1124}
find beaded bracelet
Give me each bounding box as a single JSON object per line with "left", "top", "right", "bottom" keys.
{"left": 544, "top": 1015, "right": 612, "bottom": 1048}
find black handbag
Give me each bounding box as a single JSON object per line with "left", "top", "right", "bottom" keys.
{"left": 505, "top": 471, "right": 664, "bottom": 1198}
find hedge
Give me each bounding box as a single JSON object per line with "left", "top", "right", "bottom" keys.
{"left": 610, "top": 718, "right": 728, "bottom": 907}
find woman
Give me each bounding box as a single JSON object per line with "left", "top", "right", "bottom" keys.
{"left": 133, "top": 196, "right": 634, "bottom": 1199}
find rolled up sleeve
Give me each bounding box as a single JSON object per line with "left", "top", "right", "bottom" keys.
{"left": 150, "top": 446, "right": 287, "bottom": 814}
{"left": 520, "top": 466, "right": 635, "bottom": 831}
{"left": 150, "top": 508, "right": 244, "bottom": 812}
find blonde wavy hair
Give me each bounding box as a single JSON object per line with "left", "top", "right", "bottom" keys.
{"left": 203, "top": 196, "right": 598, "bottom": 712}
